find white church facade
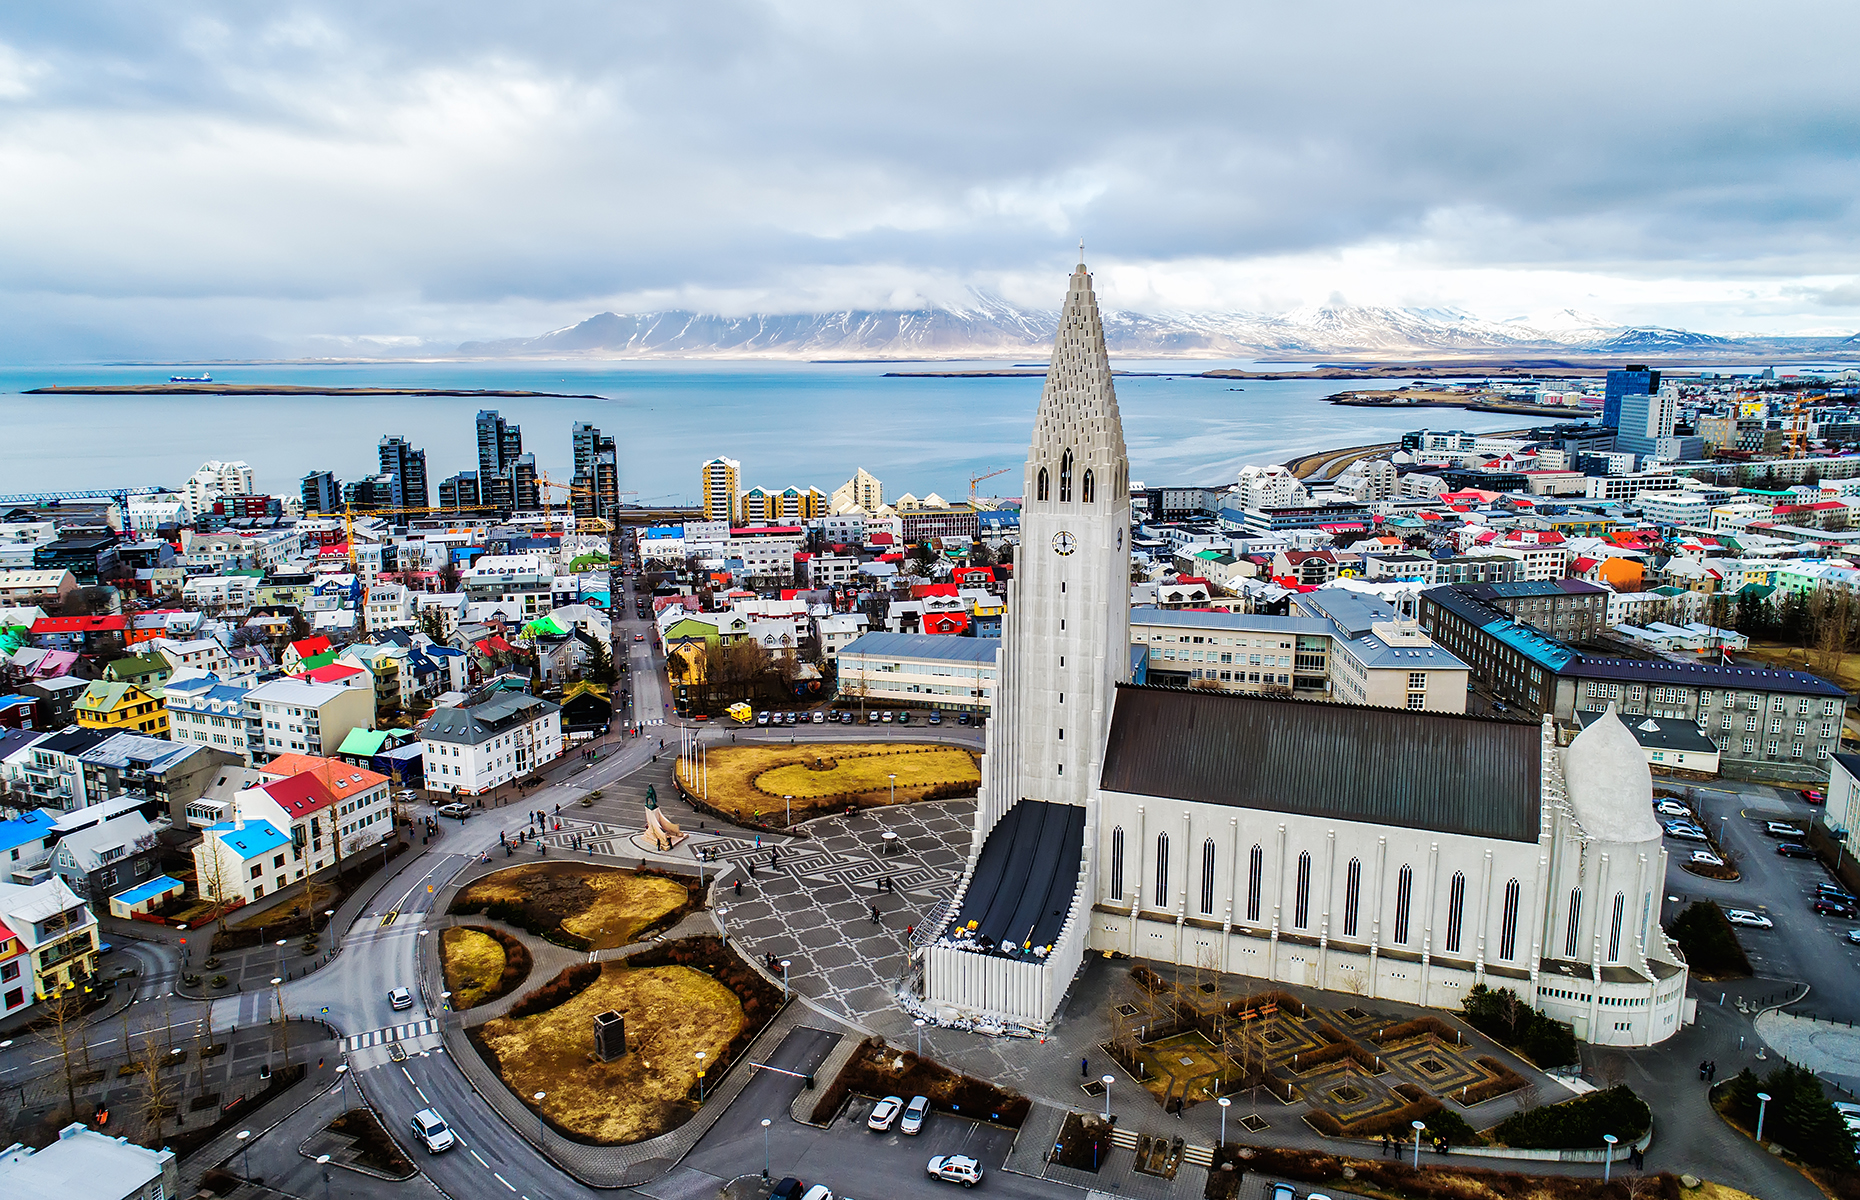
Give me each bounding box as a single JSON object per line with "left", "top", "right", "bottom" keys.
{"left": 921, "top": 259, "right": 1691, "bottom": 1048}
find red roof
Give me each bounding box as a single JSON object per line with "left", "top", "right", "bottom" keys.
{"left": 868, "top": 532, "right": 895, "bottom": 545}
{"left": 31, "top": 615, "right": 127, "bottom": 634}
{"left": 911, "top": 583, "right": 960, "bottom": 598}
{"left": 289, "top": 636, "right": 332, "bottom": 658}
{"left": 474, "top": 635, "right": 515, "bottom": 656}
{"left": 261, "top": 772, "right": 338, "bottom": 818}
{"left": 297, "top": 664, "right": 365, "bottom": 683}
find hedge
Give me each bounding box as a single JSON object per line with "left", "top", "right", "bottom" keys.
{"left": 1667, "top": 901, "right": 1753, "bottom": 978}
{"left": 1460, "top": 984, "right": 1577, "bottom": 1068}
{"left": 506, "top": 962, "right": 602, "bottom": 1019}
{"left": 1493, "top": 1085, "right": 1650, "bottom": 1149}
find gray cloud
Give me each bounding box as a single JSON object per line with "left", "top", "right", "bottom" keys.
{"left": 2, "top": 1, "right": 1858, "bottom": 357}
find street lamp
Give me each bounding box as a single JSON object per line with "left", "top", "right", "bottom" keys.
{"left": 779, "top": 960, "right": 791, "bottom": 1001}
{"left": 316, "top": 1154, "right": 332, "bottom": 1200}
{"left": 784, "top": 795, "right": 792, "bottom": 826}
{"left": 236, "top": 1129, "right": 253, "bottom": 1178}
{"left": 1411, "top": 1119, "right": 1425, "bottom": 1168}
{"left": 1217, "top": 1096, "right": 1230, "bottom": 1148}
{"left": 271, "top": 977, "right": 285, "bottom": 1068}
{"left": 334, "top": 1063, "right": 348, "bottom": 1106}
{"left": 1756, "top": 1091, "right": 1772, "bottom": 1144}
{"left": 1101, "top": 1074, "right": 1115, "bottom": 1122}
{"left": 1603, "top": 1134, "right": 1618, "bottom": 1183}
{"left": 696, "top": 1051, "right": 707, "bottom": 1101}
{"left": 888, "top": 773, "right": 896, "bottom": 806}
{"left": 324, "top": 909, "right": 335, "bottom": 933}
{"left": 761, "top": 1117, "right": 772, "bottom": 1179}
{"left": 533, "top": 1092, "right": 547, "bottom": 1141}
{"left": 914, "top": 1018, "right": 925, "bottom": 1056}
{"left": 440, "top": 991, "right": 452, "bottom": 1012}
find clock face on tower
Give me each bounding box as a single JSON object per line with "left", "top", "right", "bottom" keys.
{"left": 1052, "top": 530, "right": 1076, "bottom": 556}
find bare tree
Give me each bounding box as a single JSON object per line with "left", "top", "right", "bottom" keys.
{"left": 35, "top": 984, "right": 87, "bottom": 1120}
{"left": 132, "top": 1029, "right": 178, "bottom": 1148}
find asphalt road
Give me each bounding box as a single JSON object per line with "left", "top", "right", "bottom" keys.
{"left": 1661, "top": 780, "right": 1860, "bottom": 1021}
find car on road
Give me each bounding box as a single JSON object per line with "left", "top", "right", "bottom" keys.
{"left": 436, "top": 802, "right": 472, "bottom": 820}
{"left": 389, "top": 987, "right": 414, "bottom": 1010}
{"left": 1777, "top": 842, "right": 1817, "bottom": 859}
{"left": 928, "top": 1155, "right": 983, "bottom": 1187}
{"left": 868, "top": 1095, "right": 904, "bottom": 1131}
{"left": 1766, "top": 822, "right": 1808, "bottom": 839}
{"left": 901, "top": 1094, "right": 930, "bottom": 1134}
{"left": 634, "top": 632, "right": 646, "bottom": 642}
{"left": 1725, "top": 909, "right": 1774, "bottom": 929}
{"left": 1654, "top": 800, "right": 1691, "bottom": 818}
{"left": 1803, "top": 789, "right": 1827, "bottom": 805}
{"left": 410, "top": 1108, "right": 456, "bottom": 1153}
{"left": 396, "top": 789, "right": 420, "bottom": 802}
{"left": 1664, "top": 826, "right": 1708, "bottom": 842}
{"left": 1814, "top": 899, "right": 1857, "bottom": 918}
{"left": 1690, "top": 850, "right": 1725, "bottom": 867}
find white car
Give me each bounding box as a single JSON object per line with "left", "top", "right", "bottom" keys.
{"left": 1725, "top": 909, "right": 1774, "bottom": 929}
{"left": 389, "top": 987, "right": 414, "bottom": 1011}
{"left": 928, "top": 1155, "right": 983, "bottom": 1187}
{"left": 410, "top": 1108, "right": 455, "bottom": 1153}
{"left": 1665, "top": 826, "right": 1709, "bottom": 843}
{"left": 1654, "top": 800, "right": 1690, "bottom": 818}
{"left": 868, "top": 1095, "right": 904, "bottom": 1131}
{"left": 901, "top": 1095, "right": 930, "bottom": 1135}
{"left": 1689, "top": 851, "right": 1725, "bottom": 867}
{"left": 800, "top": 1187, "right": 834, "bottom": 1200}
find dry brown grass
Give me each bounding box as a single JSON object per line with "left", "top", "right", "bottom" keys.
{"left": 679, "top": 741, "right": 979, "bottom": 820}
{"left": 474, "top": 962, "right": 743, "bottom": 1145}
{"left": 453, "top": 863, "right": 693, "bottom": 950}
{"left": 441, "top": 928, "right": 506, "bottom": 1009}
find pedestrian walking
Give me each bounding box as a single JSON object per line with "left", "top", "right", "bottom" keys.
{"left": 1708, "top": 1061, "right": 1717, "bottom": 1081}
{"left": 734, "top": 879, "right": 742, "bottom": 896}
{"left": 870, "top": 905, "right": 880, "bottom": 924}
{"left": 1081, "top": 1057, "right": 1089, "bottom": 1077}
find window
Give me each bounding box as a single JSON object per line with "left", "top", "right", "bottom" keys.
{"left": 1059, "top": 450, "right": 1074, "bottom": 503}
{"left": 1110, "top": 826, "right": 1125, "bottom": 900}
{"left": 1406, "top": 694, "right": 1426, "bottom": 710}
{"left": 1037, "top": 468, "right": 1049, "bottom": 502}
{"left": 1393, "top": 865, "right": 1413, "bottom": 944}
{"left": 1154, "top": 833, "right": 1170, "bottom": 907}
{"left": 1200, "top": 839, "right": 1217, "bottom": 915}
{"left": 1445, "top": 872, "right": 1465, "bottom": 954}
{"left": 1608, "top": 891, "right": 1625, "bottom": 962}
{"left": 1565, "top": 888, "right": 1582, "bottom": 958}
{"left": 1082, "top": 468, "right": 1095, "bottom": 504}
{"left": 1343, "top": 858, "right": 1361, "bottom": 937}
{"left": 1246, "top": 844, "right": 1263, "bottom": 923}
{"left": 1294, "top": 851, "right": 1311, "bottom": 928}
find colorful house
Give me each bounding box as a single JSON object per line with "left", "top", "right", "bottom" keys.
{"left": 74, "top": 681, "right": 169, "bottom": 737}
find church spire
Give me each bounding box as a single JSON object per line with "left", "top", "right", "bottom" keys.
{"left": 1027, "top": 260, "right": 1128, "bottom": 505}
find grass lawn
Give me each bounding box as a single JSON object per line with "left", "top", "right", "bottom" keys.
{"left": 474, "top": 962, "right": 743, "bottom": 1144}
{"left": 1741, "top": 639, "right": 1860, "bottom": 693}
{"left": 441, "top": 928, "right": 506, "bottom": 1009}
{"left": 1131, "top": 1031, "right": 1231, "bottom": 1103}
{"left": 678, "top": 742, "right": 979, "bottom": 823}
{"left": 453, "top": 863, "right": 695, "bottom": 950}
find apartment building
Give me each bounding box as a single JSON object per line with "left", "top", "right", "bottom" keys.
{"left": 421, "top": 694, "right": 563, "bottom": 794}
{"left": 701, "top": 458, "right": 741, "bottom": 525}
{"left": 835, "top": 631, "right": 999, "bottom": 713}
{"left": 0, "top": 875, "right": 98, "bottom": 1006}
{"left": 244, "top": 677, "right": 375, "bottom": 765}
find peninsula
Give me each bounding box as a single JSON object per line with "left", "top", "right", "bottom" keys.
{"left": 25, "top": 383, "right": 608, "bottom": 399}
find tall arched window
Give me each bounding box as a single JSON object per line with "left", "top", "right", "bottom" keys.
{"left": 1499, "top": 879, "right": 1521, "bottom": 960}
{"left": 1059, "top": 450, "right": 1074, "bottom": 502}
{"left": 1565, "top": 888, "right": 1583, "bottom": 958}
{"left": 1445, "top": 871, "right": 1466, "bottom": 953}
{"left": 1154, "top": 832, "right": 1170, "bottom": 907}
{"left": 1037, "top": 467, "right": 1049, "bottom": 502}
{"left": 1608, "top": 891, "right": 1626, "bottom": 962}
{"left": 1246, "top": 844, "right": 1263, "bottom": 923}
{"left": 1082, "top": 468, "right": 1095, "bottom": 504}
{"left": 1109, "top": 826, "right": 1125, "bottom": 900}
{"left": 1199, "top": 838, "right": 1217, "bottom": 915}
{"left": 1393, "top": 864, "right": 1414, "bottom": 944}
{"left": 1343, "top": 858, "right": 1362, "bottom": 937}
{"left": 1293, "top": 852, "right": 1312, "bottom": 928}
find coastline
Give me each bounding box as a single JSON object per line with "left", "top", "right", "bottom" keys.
{"left": 24, "top": 384, "right": 608, "bottom": 399}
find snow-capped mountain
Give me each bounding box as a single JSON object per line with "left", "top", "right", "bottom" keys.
{"left": 457, "top": 293, "right": 1858, "bottom": 360}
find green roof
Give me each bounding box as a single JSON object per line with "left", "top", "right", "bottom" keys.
{"left": 105, "top": 653, "right": 170, "bottom": 680}
{"left": 523, "top": 616, "right": 569, "bottom": 639}
{"left": 337, "top": 728, "right": 394, "bottom": 756}
{"left": 299, "top": 649, "right": 339, "bottom": 670}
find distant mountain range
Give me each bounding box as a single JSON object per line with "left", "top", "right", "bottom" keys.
{"left": 457, "top": 294, "right": 1860, "bottom": 361}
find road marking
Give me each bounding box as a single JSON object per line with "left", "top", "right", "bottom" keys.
{"left": 471, "top": 1150, "right": 489, "bottom": 1167}
{"left": 416, "top": 1086, "right": 429, "bottom": 1103}
{"left": 381, "top": 911, "right": 398, "bottom": 927}
{"left": 345, "top": 1019, "right": 439, "bottom": 1051}
{"left": 494, "top": 1172, "right": 516, "bottom": 1191}
{"left": 402, "top": 1066, "right": 416, "bottom": 1084}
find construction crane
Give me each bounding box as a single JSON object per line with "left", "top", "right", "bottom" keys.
{"left": 538, "top": 472, "right": 616, "bottom": 536}
{"left": 340, "top": 502, "right": 493, "bottom": 568}
{"left": 969, "top": 465, "right": 1013, "bottom": 500}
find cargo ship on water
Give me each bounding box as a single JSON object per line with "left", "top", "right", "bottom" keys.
{"left": 168, "top": 372, "right": 211, "bottom": 383}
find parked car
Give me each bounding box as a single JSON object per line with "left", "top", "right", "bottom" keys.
{"left": 770, "top": 1179, "right": 808, "bottom": 1200}
{"left": 868, "top": 711, "right": 880, "bottom": 724}
{"left": 1766, "top": 822, "right": 1808, "bottom": 839}
{"left": 929, "top": 712, "right": 943, "bottom": 725}
{"left": 1725, "top": 909, "right": 1774, "bottom": 929}
{"left": 757, "top": 711, "right": 771, "bottom": 725}
{"left": 389, "top": 987, "right": 414, "bottom": 1011}
{"left": 957, "top": 712, "right": 972, "bottom": 725}
{"left": 897, "top": 711, "right": 911, "bottom": 724}
{"left": 1654, "top": 800, "right": 1691, "bottom": 818}
{"left": 1814, "top": 899, "right": 1857, "bottom": 918}
{"left": 395, "top": 789, "right": 420, "bottom": 802}
{"left": 410, "top": 1108, "right": 456, "bottom": 1153}
{"left": 1777, "top": 842, "right": 1817, "bottom": 859}
{"left": 901, "top": 1094, "right": 930, "bottom": 1135}
{"left": 1269, "top": 1187, "right": 1297, "bottom": 1200}
{"left": 436, "top": 802, "right": 472, "bottom": 820}
{"left": 868, "top": 1095, "right": 904, "bottom": 1131}
{"left": 1690, "top": 851, "right": 1725, "bottom": 867}
{"left": 1802, "top": 789, "right": 1827, "bottom": 805}
{"left": 1848, "top": 930, "right": 1860, "bottom": 946}
{"left": 813, "top": 710, "right": 826, "bottom": 723}
{"left": 1665, "top": 821, "right": 1707, "bottom": 835}
{"left": 800, "top": 1187, "right": 834, "bottom": 1200}
{"left": 1664, "top": 826, "right": 1708, "bottom": 842}
{"left": 1818, "top": 883, "right": 1856, "bottom": 902}
{"left": 841, "top": 711, "right": 855, "bottom": 724}
{"left": 928, "top": 1155, "right": 984, "bottom": 1187}
{"left": 881, "top": 711, "right": 894, "bottom": 723}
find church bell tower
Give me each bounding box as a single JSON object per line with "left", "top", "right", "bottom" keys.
{"left": 991, "top": 256, "right": 1132, "bottom": 814}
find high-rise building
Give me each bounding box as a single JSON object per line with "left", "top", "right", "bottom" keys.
{"left": 510, "top": 452, "right": 540, "bottom": 511}
{"left": 377, "top": 436, "right": 429, "bottom": 509}
{"left": 439, "top": 471, "right": 481, "bottom": 510}
{"left": 740, "top": 485, "right": 826, "bottom": 524}
{"left": 1602, "top": 365, "right": 1659, "bottom": 429}
{"left": 476, "top": 410, "right": 524, "bottom": 512}
{"left": 832, "top": 468, "right": 885, "bottom": 513}
{"left": 182, "top": 460, "right": 256, "bottom": 519}
{"left": 1616, "top": 385, "right": 1679, "bottom": 462}
{"left": 342, "top": 474, "right": 395, "bottom": 511}
{"left": 570, "top": 422, "right": 620, "bottom": 518}
{"left": 701, "top": 457, "right": 741, "bottom": 525}
{"left": 301, "top": 470, "right": 341, "bottom": 514}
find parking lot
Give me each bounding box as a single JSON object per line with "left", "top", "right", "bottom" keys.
{"left": 1660, "top": 779, "right": 1860, "bottom": 1021}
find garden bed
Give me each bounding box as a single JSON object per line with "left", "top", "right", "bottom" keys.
{"left": 450, "top": 861, "right": 700, "bottom": 951}
{"left": 326, "top": 1108, "right": 416, "bottom": 1178}
{"left": 1050, "top": 1111, "right": 1112, "bottom": 1171}
{"left": 441, "top": 925, "right": 532, "bottom": 1009}
{"left": 676, "top": 742, "right": 979, "bottom": 824}
{"left": 1490, "top": 1085, "right": 1649, "bottom": 1149}
{"left": 810, "top": 1036, "right": 1030, "bottom": 1127}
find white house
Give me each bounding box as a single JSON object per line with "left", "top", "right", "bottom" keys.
{"left": 420, "top": 694, "right": 563, "bottom": 794}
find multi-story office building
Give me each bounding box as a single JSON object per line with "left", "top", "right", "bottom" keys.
{"left": 570, "top": 422, "right": 620, "bottom": 519}
{"left": 1616, "top": 386, "right": 1679, "bottom": 462}
{"left": 476, "top": 410, "right": 525, "bottom": 512}
{"left": 836, "top": 631, "right": 999, "bottom": 713}
{"left": 377, "top": 436, "right": 429, "bottom": 509}
{"left": 438, "top": 471, "right": 482, "bottom": 510}
{"left": 1602, "top": 365, "right": 1659, "bottom": 429}
{"left": 301, "top": 470, "right": 341, "bottom": 514}
{"left": 702, "top": 457, "right": 741, "bottom": 525}
{"left": 1453, "top": 580, "right": 1609, "bottom": 643}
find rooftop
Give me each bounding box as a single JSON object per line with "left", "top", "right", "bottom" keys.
{"left": 838, "top": 630, "right": 1002, "bottom": 665}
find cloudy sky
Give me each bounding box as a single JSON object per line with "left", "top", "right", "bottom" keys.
{"left": 3, "top": 1, "right": 1858, "bottom": 360}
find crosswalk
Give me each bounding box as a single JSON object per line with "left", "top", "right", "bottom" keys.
{"left": 343, "top": 1018, "right": 437, "bottom": 1051}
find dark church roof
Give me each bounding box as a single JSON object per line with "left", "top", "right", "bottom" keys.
{"left": 949, "top": 799, "right": 1085, "bottom": 951}
{"left": 1099, "top": 684, "right": 1542, "bottom": 843}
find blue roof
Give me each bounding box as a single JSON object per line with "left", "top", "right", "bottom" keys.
{"left": 0, "top": 808, "right": 54, "bottom": 856}
{"left": 114, "top": 874, "right": 184, "bottom": 905}
{"left": 205, "top": 819, "right": 289, "bottom": 860}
